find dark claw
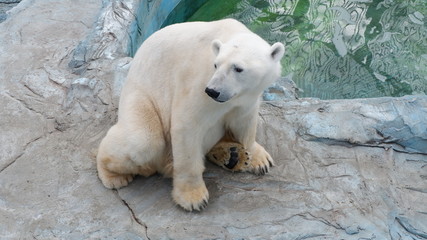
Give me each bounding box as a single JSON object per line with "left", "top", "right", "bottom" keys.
{"left": 201, "top": 199, "right": 208, "bottom": 209}
{"left": 268, "top": 159, "right": 273, "bottom": 167}
{"left": 258, "top": 166, "right": 265, "bottom": 175}
{"left": 192, "top": 199, "right": 208, "bottom": 212}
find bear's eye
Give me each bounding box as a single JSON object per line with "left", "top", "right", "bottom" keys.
{"left": 234, "top": 66, "right": 243, "bottom": 73}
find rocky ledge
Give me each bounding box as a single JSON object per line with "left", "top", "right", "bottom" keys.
{"left": 0, "top": 0, "right": 426, "bottom": 239}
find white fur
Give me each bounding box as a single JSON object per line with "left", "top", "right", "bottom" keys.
{"left": 96, "top": 19, "right": 285, "bottom": 211}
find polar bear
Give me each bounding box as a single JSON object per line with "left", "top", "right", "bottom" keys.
{"left": 96, "top": 19, "right": 285, "bottom": 211}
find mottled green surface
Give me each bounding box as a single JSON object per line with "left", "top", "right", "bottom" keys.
{"left": 187, "top": 0, "right": 240, "bottom": 22}
{"left": 187, "top": 0, "right": 427, "bottom": 99}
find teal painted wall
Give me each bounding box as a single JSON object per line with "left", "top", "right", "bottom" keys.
{"left": 129, "top": 0, "right": 208, "bottom": 56}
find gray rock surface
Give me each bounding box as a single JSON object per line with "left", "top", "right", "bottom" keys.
{"left": 0, "top": 1, "right": 20, "bottom": 23}
{"left": 0, "top": 0, "right": 426, "bottom": 239}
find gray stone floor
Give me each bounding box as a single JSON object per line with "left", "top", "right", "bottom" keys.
{"left": 1, "top": 1, "right": 426, "bottom": 239}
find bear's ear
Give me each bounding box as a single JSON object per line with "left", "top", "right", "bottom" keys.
{"left": 212, "top": 39, "right": 222, "bottom": 56}
{"left": 270, "top": 42, "right": 285, "bottom": 62}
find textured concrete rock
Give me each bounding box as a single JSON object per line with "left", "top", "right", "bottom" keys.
{"left": 0, "top": 0, "right": 426, "bottom": 239}
{"left": 291, "top": 96, "right": 427, "bottom": 154}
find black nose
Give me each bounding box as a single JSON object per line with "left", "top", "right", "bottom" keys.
{"left": 205, "top": 87, "right": 220, "bottom": 99}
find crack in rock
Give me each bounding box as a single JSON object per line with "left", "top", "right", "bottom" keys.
{"left": 301, "top": 212, "right": 345, "bottom": 231}
{"left": 295, "top": 233, "right": 327, "bottom": 240}
{"left": 113, "top": 189, "right": 150, "bottom": 240}
{"left": 5, "top": 92, "right": 45, "bottom": 117}
{"left": 303, "top": 135, "right": 427, "bottom": 156}
{"left": 0, "top": 136, "right": 43, "bottom": 173}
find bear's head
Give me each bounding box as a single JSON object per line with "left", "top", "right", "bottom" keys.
{"left": 205, "top": 33, "right": 285, "bottom": 103}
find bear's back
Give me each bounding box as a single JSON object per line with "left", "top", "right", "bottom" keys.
{"left": 131, "top": 19, "right": 251, "bottom": 73}
{"left": 125, "top": 19, "right": 252, "bottom": 94}
{"left": 141, "top": 19, "right": 250, "bottom": 55}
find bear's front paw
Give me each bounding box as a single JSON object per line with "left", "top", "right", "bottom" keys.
{"left": 248, "top": 143, "right": 274, "bottom": 175}
{"left": 172, "top": 181, "right": 209, "bottom": 211}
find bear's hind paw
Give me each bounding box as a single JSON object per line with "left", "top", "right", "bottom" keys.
{"left": 206, "top": 142, "right": 251, "bottom": 172}
{"left": 206, "top": 141, "right": 274, "bottom": 175}
{"left": 99, "top": 171, "right": 134, "bottom": 189}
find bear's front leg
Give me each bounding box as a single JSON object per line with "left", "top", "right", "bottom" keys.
{"left": 172, "top": 174, "right": 209, "bottom": 211}
{"left": 171, "top": 128, "right": 209, "bottom": 211}
{"left": 223, "top": 105, "right": 275, "bottom": 175}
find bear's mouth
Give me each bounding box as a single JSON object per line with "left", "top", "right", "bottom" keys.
{"left": 208, "top": 96, "right": 226, "bottom": 103}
